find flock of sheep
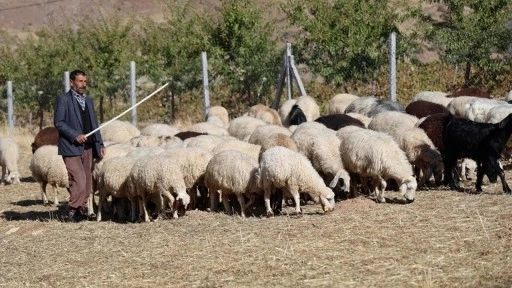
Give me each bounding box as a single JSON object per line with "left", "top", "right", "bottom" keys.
{"left": 2, "top": 87, "right": 512, "bottom": 222}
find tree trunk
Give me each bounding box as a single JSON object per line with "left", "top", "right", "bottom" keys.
{"left": 99, "top": 96, "right": 104, "bottom": 123}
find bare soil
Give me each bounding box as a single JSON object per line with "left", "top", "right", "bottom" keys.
{"left": 1, "top": 130, "right": 511, "bottom": 287}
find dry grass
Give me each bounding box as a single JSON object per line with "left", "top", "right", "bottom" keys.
{"left": 1, "top": 130, "right": 511, "bottom": 287}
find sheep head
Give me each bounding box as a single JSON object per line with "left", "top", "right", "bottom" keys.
{"left": 399, "top": 176, "right": 417, "bottom": 203}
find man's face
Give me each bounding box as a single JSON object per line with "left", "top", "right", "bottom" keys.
{"left": 70, "top": 74, "right": 87, "bottom": 95}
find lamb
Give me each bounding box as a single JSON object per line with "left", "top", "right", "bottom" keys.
{"left": 405, "top": 100, "right": 449, "bottom": 119}
{"left": 159, "top": 147, "right": 213, "bottom": 210}
{"left": 0, "top": 137, "right": 20, "bottom": 184}
{"left": 443, "top": 114, "right": 512, "bottom": 194}
{"left": 244, "top": 104, "right": 282, "bottom": 126}
{"left": 314, "top": 114, "right": 365, "bottom": 131}
{"left": 140, "top": 123, "right": 180, "bottom": 137}
{"left": 411, "top": 91, "right": 451, "bottom": 107}
{"left": 227, "top": 116, "right": 267, "bottom": 141}
{"left": 291, "top": 122, "right": 351, "bottom": 195}
{"left": 95, "top": 156, "right": 137, "bottom": 221}
{"left": 31, "top": 127, "right": 59, "bottom": 154}
{"left": 328, "top": 93, "right": 359, "bottom": 115}
{"left": 206, "top": 105, "right": 229, "bottom": 127}
{"left": 29, "top": 145, "right": 68, "bottom": 205}
{"left": 259, "top": 146, "right": 336, "bottom": 217}
{"left": 127, "top": 155, "right": 190, "bottom": 222}
{"left": 337, "top": 127, "right": 417, "bottom": 203}
{"left": 100, "top": 120, "right": 140, "bottom": 143}
{"left": 204, "top": 150, "right": 262, "bottom": 217}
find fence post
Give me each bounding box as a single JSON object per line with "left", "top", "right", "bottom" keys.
{"left": 64, "top": 71, "right": 70, "bottom": 92}
{"left": 389, "top": 32, "right": 397, "bottom": 101}
{"left": 285, "top": 43, "right": 292, "bottom": 101}
{"left": 130, "top": 61, "right": 137, "bottom": 126}
{"left": 201, "top": 52, "right": 210, "bottom": 120}
{"left": 7, "top": 81, "right": 14, "bottom": 134}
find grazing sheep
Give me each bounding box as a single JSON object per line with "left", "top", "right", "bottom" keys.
{"left": 129, "top": 135, "right": 183, "bottom": 148}
{"left": 278, "top": 99, "right": 297, "bottom": 127}
{"left": 346, "top": 113, "right": 372, "bottom": 127}
{"left": 185, "top": 134, "right": 234, "bottom": 152}
{"left": 295, "top": 95, "right": 321, "bottom": 121}
{"left": 291, "top": 122, "right": 350, "bottom": 195}
{"left": 259, "top": 146, "right": 336, "bottom": 217}
{"left": 411, "top": 91, "right": 451, "bottom": 107}
{"left": 100, "top": 120, "right": 140, "bottom": 143}
{"left": 212, "top": 139, "right": 261, "bottom": 161}
{"left": 288, "top": 104, "right": 308, "bottom": 126}
{"left": 245, "top": 104, "right": 282, "bottom": 126}
{"left": 227, "top": 116, "right": 267, "bottom": 141}
{"left": 0, "top": 137, "right": 20, "bottom": 184}
{"left": 95, "top": 156, "right": 136, "bottom": 222}
{"left": 140, "top": 123, "right": 180, "bottom": 137}
{"left": 204, "top": 150, "right": 262, "bottom": 217}
{"left": 128, "top": 155, "right": 190, "bottom": 222}
{"left": 337, "top": 127, "right": 417, "bottom": 203}
{"left": 247, "top": 124, "right": 291, "bottom": 146}
{"left": 405, "top": 100, "right": 449, "bottom": 119}
{"left": 159, "top": 147, "right": 213, "bottom": 211}
{"left": 31, "top": 127, "right": 59, "bottom": 154}
{"left": 443, "top": 114, "right": 512, "bottom": 194}
{"left": 344, "top": 96, "right": 405, "bottom": 117}
{"left": 257, "top": 133, "right": 298, "bottom": 161}
{"left": 189, "top": 121, "right": 229, "bottom": 136}
{"left": 29, "top": 145, "right": 68, "bottom": 205}
{"left": 368, "top": 111, "right": 419, "bottom": 135}
{"left": 446, "top": 96, "right": 481, "bottom": 118}
{"left": 328, "top": 93, "right": 359, "bottom": 115}
{"left": 462, "top": 98, "right": 507, "bottom": 122}
{"left": 206, "top": 105, "right": 229, "bottom": 127}
{"left": 314, "top": 114, "right": 365, "bottom": 131}
{"left": 417, "top": 112, "right": 452, "bottom": 153}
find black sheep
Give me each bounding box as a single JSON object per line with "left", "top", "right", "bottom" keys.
{"left": 443, "top": 113, "right": 512, "bottom": 193}
{"left": 288, "top": 104, "right": 307, "bottom": 126}
{"left": 314, "top": 114, "right": 365, "bottom": 131}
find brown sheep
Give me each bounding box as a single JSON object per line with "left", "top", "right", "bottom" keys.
{"left": 447, "top": 87, "right": 491, "bottom": 98}
{"left": 31, "top": 127, "right": 59, "bottom": 154}
{"left": 405, "top": 100, "right": 449, "bottom": 119}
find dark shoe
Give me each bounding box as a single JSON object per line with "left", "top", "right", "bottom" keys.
{"left": 80, "top": 206, "right": 96, "bottom": 221}
{"left": 67, "top": 208, "right": 84, "bottom": 223}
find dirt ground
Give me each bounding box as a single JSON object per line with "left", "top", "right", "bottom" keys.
{"left": 0, "top": 130, "right": 511, "bottom": 287}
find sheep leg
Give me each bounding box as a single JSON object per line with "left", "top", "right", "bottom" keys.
{"left": 221, "top": 190, "right": 232, "bottom": 215}
{"left": 140, "top": 195, "right": 150, "bottom": 222}
{"left": 130, "top": 197, "right": 137, "bottom": 222}
{"left": 209, "top": 189, "right": 220, "bottom": 213}
{"left": 244, "top": 193, "right": 256, "bottom": 214}
{"left": 443, "top": 158, "right": 458, "bottom": 190}
{"left": 236, "top": 194, "right": 246, "bottom": 218}
{"left": 263, "top": 184, "right": 274, "bottom": 218}
{"left": 96, "top": 192, "right": 105, "bottom": 222}
{"left": 374, "top": 176, "right": 387, "bottom": 203}
{"left": 475, "top": 166, "right": 485, "bottom": 193}
{"left": 289, "top": 188, "right": 302, "bottom": 217}
{"left": 52, "top": 185, "right": 59, "bottom": 206}
{"left": 40, "top": 182, "right": 49, "bottom": 205}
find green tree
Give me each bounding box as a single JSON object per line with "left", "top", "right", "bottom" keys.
{"left": 283, "top": 0, "right": 416, "bottom": 92}
{"left": 209, "top": 0, "right": 280, "bottom": 106}
{"left": 421, "top": 0, "right": 512, "bottom": 88}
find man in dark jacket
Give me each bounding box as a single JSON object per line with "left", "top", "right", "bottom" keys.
{"left": 54, "top": 69, "right": 105, "bottom": 222}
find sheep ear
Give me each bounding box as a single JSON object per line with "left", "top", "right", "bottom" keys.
{"left": 329, "top": 172, "right": 341, "bottom": 188}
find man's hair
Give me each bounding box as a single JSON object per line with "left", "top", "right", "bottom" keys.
{"left": 70, "top": 70, "right": 87, "bottom": 80}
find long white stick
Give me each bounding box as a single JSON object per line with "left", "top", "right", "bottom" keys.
{"left": 86, "top": 82, "right": 169, "bottom": 138}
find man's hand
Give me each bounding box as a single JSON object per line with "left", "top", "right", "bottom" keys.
{"left": 75, "top": 134, "right": 87, "bottom": 144}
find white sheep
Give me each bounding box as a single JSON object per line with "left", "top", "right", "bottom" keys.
{"left": 411, "top": 91, "right": 451, "bottom": 107}
{"left": 128, "top": 155, "right": 190, "bottom": 222}
{"left": 446, "top": 96, "right": 481, "bottom": 118}
{"left": 99, "top": 120, "right": 140, "bottom": 143}
{"left": 95, "top": 156, "right": 137, "bottom": 221}
{"left": 227, "top": 116, "right": 267, "bottom": 141}
{"left": 257, "top": 133, "right": 298, "bottom": 161}
{"left": 346, "top": 112, "right": 372, "bottom": 127}
{"left": 337, "top": 127, "right": 417, "bottom": 203}
{"left": 247, "top": 124, "right": 292, "bottom": 146}
{"left": 0, "top": 137, "right": 20, "bottom": 184}
{"left": 129, "top": 135, "right": 183, "bottom": 147}
{"left": 204, "top": 150, "right": 262, "bottom": 217}
{"left": 159, "top": 147, "right": 213, "bottom": 210}
{"left": 462, "top": 98, "right": 507, "bottom": 122}
{"left": 189, "top": 121, "right": 229, "bottom": 136}
{"left": 295, "top": 95, "right": 321, "bottom": 121}
{"left": 291, "top": 122, "right": 350, "bottom": 193}
{"left": 368, "top": 111, "right": 419, "bottom": 134}
{"left": 206, "top": 105, "right": 230, "bottom": 127}
{"left": 244, "top": 104, "right": 282, "bottom": 126}
{"left": 184, "top": 134, "right": 235, "bottom": 152}
{"left": 29, "top": 145, "right": 68, "bottom": 206}
{"left": 328, "top": 93, "right": 359, "bottom": 115}
{"left": 343, "top": 96, "right": 378, "bottom": 115}
{"left": 259, "top": 146, "right": 336, "bottom": 217}
{"left": 212, "top": 139, "right": 261, "bottom": 161}
{"left": 140, "top": 123, "right": 180, "bottom": 137}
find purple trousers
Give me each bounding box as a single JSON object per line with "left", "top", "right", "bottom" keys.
{"left": 63, "top": 148, "right": 93, "bottom": 210}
